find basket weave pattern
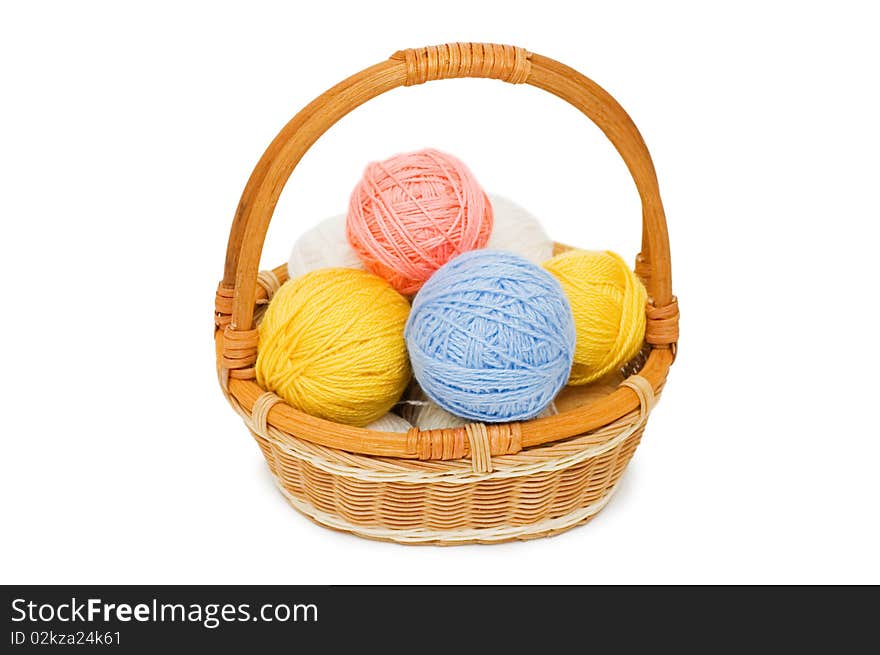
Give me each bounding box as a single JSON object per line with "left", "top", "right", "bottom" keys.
{"left": 225, "top": 364, "right": 656, "bottom": 544}
{"left": 214, "top": 43, "right": 678, "bottom": 544}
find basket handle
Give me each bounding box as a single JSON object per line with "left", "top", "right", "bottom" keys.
{"left": 217, "top": 43, "right": 676, "bottom": 366}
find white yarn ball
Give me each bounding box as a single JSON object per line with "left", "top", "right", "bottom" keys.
{"left": 401, "top": 384, "right": 558, "bottom": 430}
{"left": 486, "top": 194, "right": 554, "bottom": 265}
{"left": 288, "top": 195, "right": 553, "bottom": 279}
{"left": 401, "top": 390, "right": 469, "bottom": 431}
{"left": 288, "top": 214, "right": 363, "bottom": 279}
{"left": 365, "top": 412, "right": 412, "bottom": 433}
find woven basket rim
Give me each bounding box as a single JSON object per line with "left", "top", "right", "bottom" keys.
{"left": 226, "top": 371, "right": 660, "bottom": 478}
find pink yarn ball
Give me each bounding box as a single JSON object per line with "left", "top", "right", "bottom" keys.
{"left": 346, "top": 148, "right": 493, "bottom": 295}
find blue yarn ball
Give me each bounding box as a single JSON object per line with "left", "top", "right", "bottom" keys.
{"left": 405, "top": 250, "right": 575, "bottom": 423}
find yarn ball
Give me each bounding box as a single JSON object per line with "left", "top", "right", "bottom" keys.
{"left": 366, "top": 412, "right": 412, "bottom": 433}
{"left": 543, "top": 249, "right": 647, "bottom": 385}
{"left": 288, "top": 214, "right": 363, "bottom": 279}
{"left": 407, "top": 402, "right": 467, "bottom": 430}
{"left": 397, "top": 384, "right": 469, "bottom": 430}
{"left": 400, "top": 383, "right": 559, "bottom": 430}
{"left": 256, "top": 268, "right": 411, "bottom": 427}
{"left": 485, "top": 194, "right": 554, "bottom": 265}
{"left": 405, "top": 250, "right": 575, "bottom": 423}
{"left": 290, "top": 194, "right": 549, "bottom": 279}
{"left": 347, "top": 148, "right": 493, "bottom": 295}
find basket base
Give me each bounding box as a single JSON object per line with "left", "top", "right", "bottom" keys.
{"left": 273, "top": 478, "right": 619, "bottom": 545}
{"left": 231, "top": 366, "right": 655, "bottom": 547}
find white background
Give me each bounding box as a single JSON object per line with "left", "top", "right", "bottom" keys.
{"left": 2, "top": 1, "right": 878, "bottom": 584}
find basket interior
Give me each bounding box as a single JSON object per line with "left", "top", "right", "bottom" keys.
{"left": 251, "top": 267, "right": 645, "bottom": 423}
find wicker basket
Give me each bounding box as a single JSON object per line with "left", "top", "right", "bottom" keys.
{"left": 214, "top": 43, "right": 679, "bottom": 545}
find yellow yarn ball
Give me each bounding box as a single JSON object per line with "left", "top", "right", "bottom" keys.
{"left": 256, "top": 268, "right": 411, "bottom": 427}
{"left": 543, "top": 249, "right": 647, "bottom": 385}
